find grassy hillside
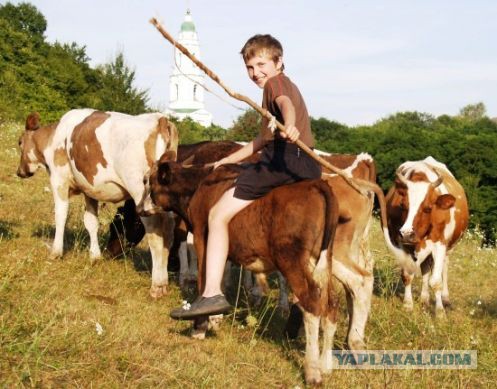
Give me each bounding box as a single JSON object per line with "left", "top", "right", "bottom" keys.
{"left": 1, "top": 121, "right": 496, "bottom": 387}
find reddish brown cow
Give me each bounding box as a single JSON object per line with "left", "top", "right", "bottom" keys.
{"left": 142, "top": 154, "right": 341, "bottom": 385}
{"left": 286, "top": 152, "right": 378, "bottom": 350}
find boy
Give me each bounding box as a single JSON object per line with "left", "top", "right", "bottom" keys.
{"left": 171, "top": 34, "right": 321, "bottom": 319}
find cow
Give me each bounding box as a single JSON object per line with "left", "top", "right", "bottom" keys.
{"left": 286, "top": 151, "right": 378, "bottom": 350}
{"left": 17, "top": 109, "right": 178, "bottom": 298}
{"left": 384, "top": 156, "right": 469, "bottom": 317}
{"left": 141, "top": 154, "right": 346, "bottom": 385}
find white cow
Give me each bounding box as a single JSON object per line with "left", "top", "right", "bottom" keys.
{"left": 17, "top": 109, "right": 178, "bottom": 298}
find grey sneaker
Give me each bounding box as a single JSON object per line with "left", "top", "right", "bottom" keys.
{"left": 170, "top": 294, "right": 232, "bottom": 320}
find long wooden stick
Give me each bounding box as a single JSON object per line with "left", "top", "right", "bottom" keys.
{"left": 150, "top": 17, "right": 367, "bottom": 196}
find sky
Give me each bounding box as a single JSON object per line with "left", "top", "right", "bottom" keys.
{"left": 11, "top": 0, "right": 497, "bottom": 128}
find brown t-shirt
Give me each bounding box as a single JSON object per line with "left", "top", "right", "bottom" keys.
{"left": 260, "top": 73, "right": 314, "bottom": 148}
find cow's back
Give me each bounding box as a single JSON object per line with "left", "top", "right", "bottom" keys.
{"left": 425, "top": 162, "right": 469, "bottom": 248}
{"left": 64, "top": 109, "right": 176, "bottom": 202}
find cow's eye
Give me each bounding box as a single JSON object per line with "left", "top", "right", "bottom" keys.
{"left": 423, "top": 206, "right": 432, "bottom": 213}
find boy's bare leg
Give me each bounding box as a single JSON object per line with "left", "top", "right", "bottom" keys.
{"left": 170, "top": 187, "right": 253, "bottom": 320}
{"left": 203, "top": 187, "right": 253, "bottom": 297}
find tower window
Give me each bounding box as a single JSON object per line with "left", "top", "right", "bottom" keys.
{"left": 193, "top": 84, "right": 198, "bottom": 101}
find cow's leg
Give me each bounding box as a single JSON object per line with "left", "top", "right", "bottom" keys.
{"left": 277, "top": 271, "right": 290, "bottom": 315}
{"left": 420, "top": 258, "right": 432, "bottom": 308}
{"left": 302, "top": 310, "right": 322, "bottom": 385}
{"left": 83, "top": 195, "right": 101, "bottom": 260}
{"left": 401, "top": 269, "right": 415, "bottom": 311}
{"left": 141, "top": 213, "right": 172, "bottom": 299}
{"left": 430, "top": 243, "right": 447, "bottom": 317}
{"left": 320, "top": 314, "right": 337, "bottom": 374}
{"left": 250, "top": 272, "right": 265, "bottom": 307}
{"left": 178, "top": 240, "right": 189, "bottom": 288}
{"left": 187, "top": 232, "right": 198, "bottom": 282}
{"left": 420, "top": 272, "right": 431, "bottom": 308}
{"left": 51, "top": 181, "right": 69, "bottom": 258}
{"left": 334, "top": 260, "right": 371, "bottom": 350}
{"left": 442, "top": 255, "right": 450, "bottom": 307}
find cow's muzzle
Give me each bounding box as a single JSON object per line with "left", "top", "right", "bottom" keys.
{"left": 136, "top": 196, "right": 165, "bottom": 217}
{"left": 400, "top": 230, "right": 418, "bottom": 245}
{"left": 16, "top": 167, "right": 33, "bottom": 178}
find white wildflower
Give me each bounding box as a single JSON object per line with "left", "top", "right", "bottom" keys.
{"left": 95, "top": 322, "right": 104, "bottom": 335}
{"left": 182, "top": 300, "right": 191, "bottom": 311}
{"left": 477, "top": 300, "right": 482, "bottom": 305}
{"left": 469, "top": 309, "right": 475, "bottom": 316}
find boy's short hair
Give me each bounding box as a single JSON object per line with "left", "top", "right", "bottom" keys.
{"left": 240, "top": 34, "right": 285, "bottom": 71}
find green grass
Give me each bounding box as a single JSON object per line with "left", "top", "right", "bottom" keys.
{"left": 1, "top": 121, "right": 496, "bottom": 387}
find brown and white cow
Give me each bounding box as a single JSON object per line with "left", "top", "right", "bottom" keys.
{"left": 142, "top": 155, "right": 345, "bottom": 385}
{"left": 285, "top": 151, "right": 378, "bottom": 350}
{"left": 17, "top": 109, "right": 178, "bottom": 298}
{"left": 384, "top": 156, "right": 469, "bottom": 316}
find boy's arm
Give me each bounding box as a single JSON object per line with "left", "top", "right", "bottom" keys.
{"left": 214, "top": 134, "right": 266, "bottom": 168}
{"left": 275, "top": 95, "right": 300, "bottom": 142}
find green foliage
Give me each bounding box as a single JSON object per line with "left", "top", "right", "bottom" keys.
{"left": 94, "top": 52, "right": 149, "bottom": 115}
{"left": 173, "top": 117, "right": 227, "bottom": 144}
{"left": 0, "top": 2, "right": 149, "bottom": 123}
{"left": 459, "top": 102, "right": 486, "bottom": 121}
{"left": 226, "top": 109, "right": 260, "bottom": 141}
{"left": 0, "top": 2, "right": 46, "bottom": 39}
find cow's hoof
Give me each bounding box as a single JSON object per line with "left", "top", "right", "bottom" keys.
{"left": 208, "top": 314, "right": 224, "bottom": 332}
{"left": 149, "top": 285, "right": 167, "bottom": 299}
{"left": 89, "top": 255, "right": 101, "bottom": 265}
{"left": 442, "top": 297, "right": 451, "bottom": 308}
{"left": 191, "top": 329, "right": 207, "bottom": 340}
{"left": 50, "top": 250, "right": 63, "bottom": 259}
{"left": 349, "top": 338, "right": 366, "bottom": 351}
{"left": 403, "top": 301, "right": 414, "bottom": 311}
{"left": 435, "top": 307, "right": 446, "bottom": 320}
{"left": 420, "top": 297, "right": 430, "bottom": 309}
{"left": 305, "top": 367, "right": 322, "bottom": 386}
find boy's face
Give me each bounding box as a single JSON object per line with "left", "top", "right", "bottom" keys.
{"left": 245, "top": 52, "right": 283, "bottom": 89}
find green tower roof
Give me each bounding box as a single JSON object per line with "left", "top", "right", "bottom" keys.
{"left": 181, "top": 9, "right": 195, "bottom": 32}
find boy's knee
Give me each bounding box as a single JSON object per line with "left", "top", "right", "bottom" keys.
{"left": 208, "top": 206, "right": 229, "bottom": 227}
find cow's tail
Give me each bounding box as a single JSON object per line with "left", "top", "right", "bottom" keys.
{"left": 318, "top": 180, "right": 371, "bottom": 278}
{"left": 353, "top": 177, "right": 397, "bottom": 254}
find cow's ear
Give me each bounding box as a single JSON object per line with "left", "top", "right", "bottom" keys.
{"left": 26, "top": 112, "right": 40, "bottom": 131}
{"left": 158, "top": 163, "right": 172, "bottom": 185}
{"left": 436, "top": 194, "right": 455, "bottom": 210}
{"left": 159, "top": 150, "right": 177, "bottom": 163}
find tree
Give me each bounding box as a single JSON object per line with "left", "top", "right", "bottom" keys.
{"left": 0, "top": 2, "right": 46, "bottom": 40}
{"left": 226, "top": 109, "right": 261, "bottom": 141}
{"left": 94, "top": 52, "right": 149, "bottom": 114}
{"left": 459, "top": 102, "right": 486, "bottom": 121}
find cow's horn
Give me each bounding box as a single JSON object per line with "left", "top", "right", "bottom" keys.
{"left": 431, "top": 168, "right": 443, "bottom": 188}
{"left": 396, "top": 168, "right": 409, "bottom": 186}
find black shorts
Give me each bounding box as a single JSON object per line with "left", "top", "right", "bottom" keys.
{"left": 233, "top": 140, "right": 322, "bottom": 200}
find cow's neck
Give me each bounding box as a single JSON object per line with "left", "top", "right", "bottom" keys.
{"left": 172, "top": 166, "right": 214, "bottom": 230}
{"left": 33, "top": 123, "right": 57, "bottom": 168}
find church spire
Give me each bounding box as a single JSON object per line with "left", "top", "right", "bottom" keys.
{"left": 166, "top": 8, "right": 213, "bottom": 127}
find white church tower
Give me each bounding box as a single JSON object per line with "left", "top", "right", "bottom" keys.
{"left": 167, "top": 9, "right": 213, "bottom": 127}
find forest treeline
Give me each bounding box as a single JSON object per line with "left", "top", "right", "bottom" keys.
{"left": 2, "top": 3, "right": 496, "bottom": 244}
